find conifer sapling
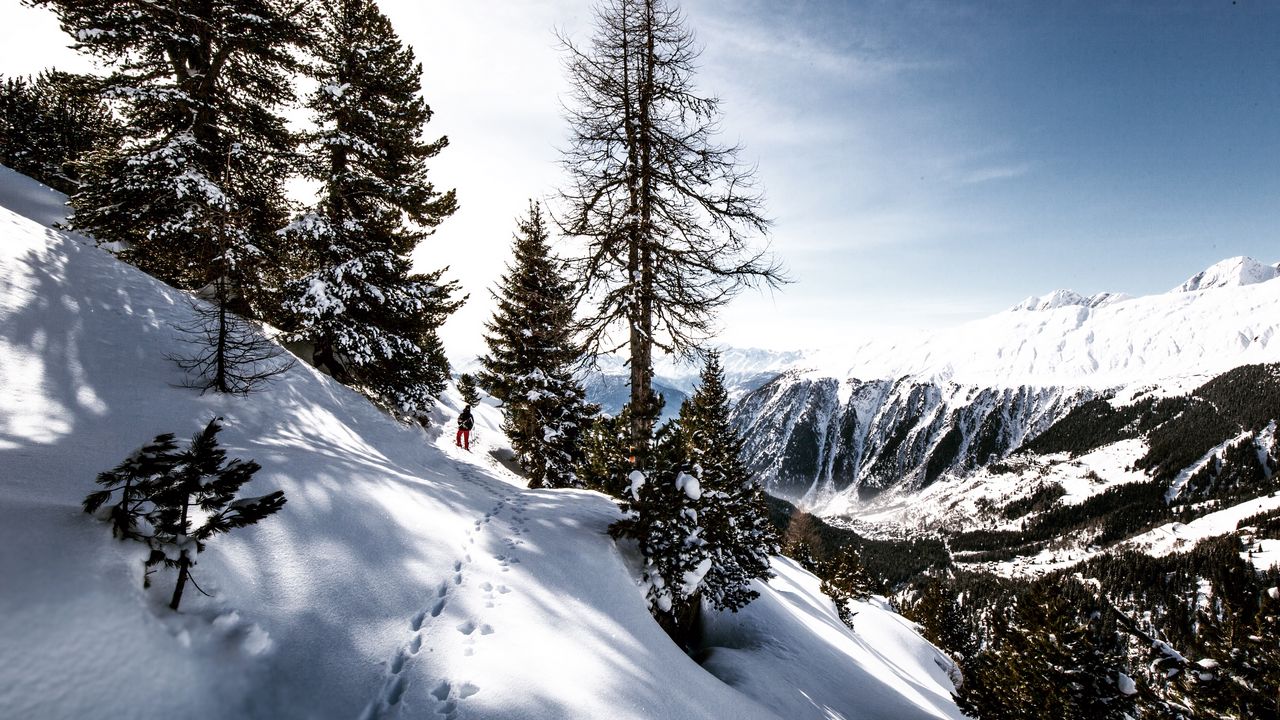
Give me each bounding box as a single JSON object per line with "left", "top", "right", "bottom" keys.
{"left": 85, "top": 418, "right": 286, "bottom": 611}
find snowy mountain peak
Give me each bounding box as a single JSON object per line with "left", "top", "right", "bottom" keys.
{"left": 1011, "top": 289, "right": 1129, "bottom": 312}
{"left": 1174, "top": 256, "right": 1280, "bottom": 293}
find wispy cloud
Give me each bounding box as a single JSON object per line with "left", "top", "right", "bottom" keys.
{"left": 959, "top": 163, "right": 1032, "bottom": 185}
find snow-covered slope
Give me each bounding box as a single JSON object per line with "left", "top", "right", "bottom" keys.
{"left": 0, "top": 166, "right": 961, "bottom": 720}
{"left": 833, "top": 263, "right": 1280, "bottom": 389}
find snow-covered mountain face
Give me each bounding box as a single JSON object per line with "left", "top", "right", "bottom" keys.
{"left": 729, "top": 257, "right": 1280, "bottom": 510}
{"left": 1173, "top": 255, "right": 1280, "bottom": 293}
{"left": 734, "top": 374, "right": 1090, "bottom": 505}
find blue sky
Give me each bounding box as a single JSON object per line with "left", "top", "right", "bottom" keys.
{"left": 3, "top": 0, "right": 1278, "bottom": 358}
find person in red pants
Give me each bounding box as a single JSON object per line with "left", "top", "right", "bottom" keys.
{"left": 456, "top": 405, "right": 474, "bottom": 451}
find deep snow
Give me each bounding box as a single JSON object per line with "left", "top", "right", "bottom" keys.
{"left": 0, "top": 166, "right": 961, "bottom": 720}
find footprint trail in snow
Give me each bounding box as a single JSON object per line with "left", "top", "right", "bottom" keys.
{"left": 359, "top": 431, "right": 534, "bottom": 720}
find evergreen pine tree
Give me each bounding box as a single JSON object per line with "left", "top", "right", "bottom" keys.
{"left": 578, "top": 412, "right": 632, "bottom": 495}
{"left": 0, "top": 70, "right": 121, "bottom": 194}
{"left": 612, "top": 355, "right": 776, "bottom": 646}
{"left": 818, "top": 550, "right": 877, "bottom": 627}
{"left": 611, "top": 418, "right": 710, "bottom": 647}
{"left": 678, "top": 351, "right": 777, "bottom": 612}
{"left": 33, "top": 0, "right": 303, "bottom": 311}
{"left": 83, "top": 433, "right": 181, "bottom": 541}
{"left": 457, "top": 373, "right": 482, "bottom": 408}
{"left": 957, "top": 579, "right": 1135, "bottom": 720}
{"left": 282, "top": 0, "right": 461, "bottom": 421}
{"left": 478, "top": 202, "right": 594, "bottom": 488}
{"left": 907, "top": 576, "right": 978, "bottom": 662}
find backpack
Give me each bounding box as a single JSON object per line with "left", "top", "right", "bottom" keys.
{"left": 459, "top": 409, "right": 474, "bottom": 431}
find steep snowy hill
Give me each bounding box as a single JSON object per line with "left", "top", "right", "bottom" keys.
{"left": 0, "top": 166, "right": 962, "bottom": 719}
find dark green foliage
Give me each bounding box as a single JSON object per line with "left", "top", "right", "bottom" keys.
{"left": 920, "top": 541, "right": 1280, "bottom": 720}
{"left": 84, "top": 433, "right": 181, "bottom": 540}
{"left": 84, "top": 418, "right": 285, "bottom": 611}
{"left": 1177, "top": 435, "right": 1276, "bottom": 502}
{"left": 953, "top": 480, "right": 1171, "bottom": 557}
{"left": 612, "top": 355, "right": 778, "bottom": 646}
{"left": 679, "top": 352, "right": 778, "bottom": 612}
{"left": 457, "top": 373, "right": 482, "bottom": 408}
{"left": 477, "top": 203, "right": 593, "bottom": 488}
{"left": 956, "top": 578, "right": 1135, "bottom": 720}
{"left": 34, "top": 0, "right": 303, "bottom": 304}
{"left": 1000, "top": 482, "right": 1067, "bottom": 520}
{"left": 281, "top": 0, "right": 461, "bottom": 421}
{"left": 768, "top": 494, "right": 950, "bottom": 588}
{"left": 1022, "top": 396, "right": 1162, "bottom": 457}
{"left": 899, "top": 576, "right": 980, "bottom": 662}
{"left": 610, "top": 419, "right": 707, "bottom": 646}
{"left": 0, "top": 70, "right": 121, "bottom": 193}
{"left": 577, "top": 411, "right": 634, "bottom": 495}
{"left": 1196, "top": 364, "right": 1280, "bottom": 431}
{"left": 1133, "top": 365, "right": 1280, "bottom": 484}
{"left": 818, "top": 550, "right": 878, "bottom": 626}
{"left": 925, "top": 420, "right": 965, "bottom": 484}
{"left": 1239, "top": 507, "right": 1280, "bottom": 539}
{"left": 1136, "top": 400, "right": 1238, "bottom": 483}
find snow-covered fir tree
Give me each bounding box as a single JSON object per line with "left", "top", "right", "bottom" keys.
{"left": 478, "top": 202, "right": 593, "bottom": 488}
{"left": 613, "top": 353, "right": 777, "bottom": 645}
{"left": 34, "top": 0, "right": 302, "bottom": 310}
{"left": 577, "top": 411, "right": 633, "bottom": 495}
{"left": 282, "top": 0, "right": 461, "bottom": 420}
{"left": 677, "top": 351, "right": 777, "bottom": 612}
{"left": 611, "top": 418, "right": 711, "bottom": 647}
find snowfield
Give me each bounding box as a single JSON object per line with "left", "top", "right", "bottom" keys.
{"left": 764, "top": 253, "right": 1280, "bottom": 391}
{"left": 0, "top": 165, "right": 962, "bottom": 720}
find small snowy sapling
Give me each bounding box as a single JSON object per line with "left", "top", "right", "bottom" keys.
{"left": 85, "top": 418, "right": 286, "bottom": 610}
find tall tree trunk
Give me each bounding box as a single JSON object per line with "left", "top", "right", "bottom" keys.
{"left": 215, "top": 275, "right": 229, "bottom": 392}
{"left": 618, "top": 0, "right": 653, "bottom": 469}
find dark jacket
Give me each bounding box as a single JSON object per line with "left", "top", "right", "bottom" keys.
{"left": 458, "top": 406, "right": 474, "bottom": 431}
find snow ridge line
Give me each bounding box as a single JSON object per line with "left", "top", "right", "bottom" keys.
{"left": 359, "top": 434, "right": 530, "bottom": 720}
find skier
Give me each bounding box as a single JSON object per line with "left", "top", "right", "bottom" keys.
{"left": 456, "top": 404, "right": 474, "bottom": 451}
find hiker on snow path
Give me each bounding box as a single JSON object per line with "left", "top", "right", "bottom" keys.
{"left": 456, "top": 405, "right": 474, "bottom": 451}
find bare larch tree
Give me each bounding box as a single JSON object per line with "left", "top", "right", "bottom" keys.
{"left": 557, "top": 0, "right": 784, "bottom": 466}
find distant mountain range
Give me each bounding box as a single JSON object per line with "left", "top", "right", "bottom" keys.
{"left": 723, "top": 256, "right": 1280, "bottom": 511}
